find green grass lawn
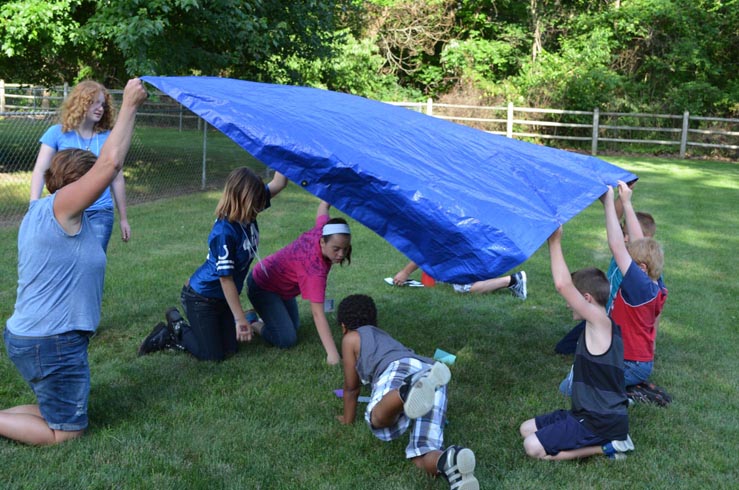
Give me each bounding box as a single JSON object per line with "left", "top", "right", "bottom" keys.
{"left": 0, "top": 156, "right": 737, "bottom": 489}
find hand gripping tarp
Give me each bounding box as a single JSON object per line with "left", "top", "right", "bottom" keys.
{"left": 142, "top": 76, "right": 637, "bottom": 283}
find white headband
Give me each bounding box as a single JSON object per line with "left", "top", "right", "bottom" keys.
{"left": 322, "top": 223, "right": 351, "bottom": 236}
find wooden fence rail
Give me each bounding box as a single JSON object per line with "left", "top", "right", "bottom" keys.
{"left": 388, "top": 100, "right": 738, "bottom": 159}
{"left": 2, "top": 81, "right": 737, "bottom": 160}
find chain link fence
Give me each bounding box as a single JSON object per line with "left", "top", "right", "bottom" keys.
{"left": 0, "top": 85, "right": 266, "bottom": 226}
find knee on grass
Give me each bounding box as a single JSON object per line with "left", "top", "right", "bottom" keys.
{"left": 523, "top": 435, "right": 547, "bottom": 459}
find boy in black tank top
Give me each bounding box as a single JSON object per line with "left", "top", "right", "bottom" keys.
{"left": 519, "top": 225, "right": 632, "bottom": 460}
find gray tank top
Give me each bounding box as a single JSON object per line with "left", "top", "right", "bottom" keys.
{"left": 355, "top": 325, "right": 433, "bottom": 385}
{"left": 7, "top": 196, "right": 106, "bottom": 336}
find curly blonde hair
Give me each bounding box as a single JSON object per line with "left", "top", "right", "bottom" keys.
{"left": 60, "top": 81, "right": 117, "bottom": 133}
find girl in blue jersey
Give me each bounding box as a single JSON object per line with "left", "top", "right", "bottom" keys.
{"left": 138, "top": 167, "right": 287, "bottom": 361}
{"left": 30, "top": 80, "right": 130, "bottom": 252}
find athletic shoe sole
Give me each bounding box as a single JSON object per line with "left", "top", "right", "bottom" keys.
{"left": 611, "top": 434, "right": 635, "bottom": 453}
{"left": 449, "top": 448, "right": 479, "bottom": 490}
{"left": 403, "top": 362, "right": 451, "bottom": 419}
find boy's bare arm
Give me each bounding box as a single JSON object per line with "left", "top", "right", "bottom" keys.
{"left": 614, "top": 179, "right": 637, "bottom": 221}
{"left": 548, "top": 226, "right": 612, "bottom": 342}
{"left": 617, "top": 181, "right": 643, "bottom": 242}
{"left": 602, "top": 186, "right": 633, "bottom": 275}
{"left": 338, "top": 332, "right": 361, "bottom": 424}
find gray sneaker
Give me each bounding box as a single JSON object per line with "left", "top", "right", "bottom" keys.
{"left": 398, "top": 362, "right": 451, "bottom": 419}
{"left": 452, "top": 284, "right": 472, "bottom": 294}
{"left": 508, "top": 271, "right": 527, "bottom": 300}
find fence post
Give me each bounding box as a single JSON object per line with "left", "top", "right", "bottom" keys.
{"left": 426, "top": 98, "right": 433, "bottom": 116}
{"left": 591, "top": 108, "right": 600, "bottom": 156}
{"left": 202, "top": 121, "right": 208, "bottom": 190}
{"left": 506, "top": 102, "right": 513, "bottom": 138}
{"left": 63, "top": 82, "right": 69, "bottom": 99}
{"left": 0, "top": 80, "right": 4, "bottom": 113}
{"left": 680, "top": 111, "right": 690, "bottom": 159}
{"left": 179, "top": 105, "right": 183, "bottom": 132}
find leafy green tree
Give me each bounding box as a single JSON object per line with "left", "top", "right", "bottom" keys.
{"left": 0, "top": 0, "right": 85, "bottom": 84}
{"left": 1, "top": 0, "right": 348, "bottom": 87}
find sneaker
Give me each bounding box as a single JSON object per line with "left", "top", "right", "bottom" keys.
{"left": 508, "top": 271, "right": 527, "bottom": 300}
{"left": 165, "top": 307, "right": 187, "bottom": 340}
{"left": 437, "top": 445, "right": 479, "bottom": 490}
{"left": 602, "top": 434, "right": 634, "bottom": 459}
{"left": 138, "top": 322, "right": 175, "bottom": 356}
{"left": 398, "top": 362, "right": 451, "bottom": 419}
{"left": 453, "top": 284, "right": 472, "bottom": 294}
{"left": 627, "top": 382, "right": 672, "bottom": 407}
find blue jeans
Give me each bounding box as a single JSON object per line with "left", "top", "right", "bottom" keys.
{"left": 180, "top": 285, "right": 237, "bottom": 361}
{"left": 624, "top": 360, "right": 653, "bottom": 386}
{"left": 246, "top": 272, "right": 300, "bottom": 348}
{"left": 4, "top": 329, "right": 91, "bottom": 431}
{"left": 85, "top": 208, "right": 114, "bottom": 252}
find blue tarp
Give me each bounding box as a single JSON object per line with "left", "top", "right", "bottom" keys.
{"left": 142, "top": 76, "right": 636, "bottom": 283}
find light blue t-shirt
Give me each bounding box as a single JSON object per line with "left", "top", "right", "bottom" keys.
{"left": 6, "top": 196, "right": 107, "bottom": 336}
{"left": 39, "top": 124, "right": 113, "bottom": 211}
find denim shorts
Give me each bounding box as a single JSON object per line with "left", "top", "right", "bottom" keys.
{"left": 4, "top": 329, "right": 91, "bottom": 431}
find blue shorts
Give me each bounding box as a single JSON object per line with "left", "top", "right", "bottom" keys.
{"left": 366, "top": 358, "right": 447, "bottom": 459}
{"left": 4, "top": 329, "right": 91, "bottom": 431}
{"left": 534, "top": 409, "right": 608, "bottom": 456}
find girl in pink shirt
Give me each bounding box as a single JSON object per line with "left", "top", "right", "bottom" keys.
{"left": 247, "top": 200, "right": 352, "bottom": 364}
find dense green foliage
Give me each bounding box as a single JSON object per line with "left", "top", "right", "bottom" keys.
{"left": 1, "top": 0, "right": 737, "bottom": 115}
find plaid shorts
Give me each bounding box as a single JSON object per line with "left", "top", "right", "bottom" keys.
{"left": 365, "top": 358, "right": 448, "bottom": 459}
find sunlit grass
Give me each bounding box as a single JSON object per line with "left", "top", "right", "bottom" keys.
{"left": 0, "top": 156, "right": 736, "bottom": 488}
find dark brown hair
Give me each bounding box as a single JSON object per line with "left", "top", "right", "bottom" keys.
{"left": 337, "top": 294, "right": 377, "bottom": 330}
{"left": 44, "top": 149, "right": 97, "bottom": 194}
{"left": 321, "top": 217, "right": 352, "bottom": 265}
{"left": 571, "top": 267, "right": 609, "bottom": 307}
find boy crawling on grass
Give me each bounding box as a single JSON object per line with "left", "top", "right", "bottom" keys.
{"left": 336, "top": 294, "right": 479, "bottom": 489}
{"left": 519, "top": 221, "right": 633, "bottom": 461}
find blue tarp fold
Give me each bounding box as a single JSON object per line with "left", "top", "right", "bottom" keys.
{"left": 142, "top": 76, "right": 636, "bottom": 283}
